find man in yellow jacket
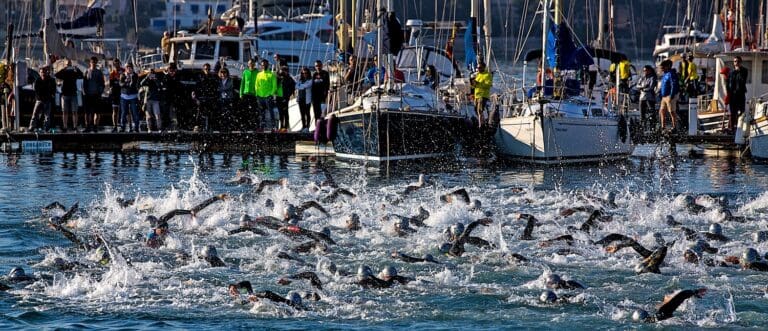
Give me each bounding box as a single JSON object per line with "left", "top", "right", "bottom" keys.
{"left": 685, "top": 54, "right": 699, "bottom": 97}
{"left": 472, "top": 62, "right": 492, "bottom": 128}
{"left": 255, "top": 59, "right": 277, "bottom": 130}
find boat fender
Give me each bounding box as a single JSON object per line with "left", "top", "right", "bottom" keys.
{"left": 314, "top": 119, "right": 328, "bottom": 144}
{"left": 326, "top": 115, "right": 338, "bottom": 141}
{"left": 618, "top": 114, "right": 628, "bottom": 143}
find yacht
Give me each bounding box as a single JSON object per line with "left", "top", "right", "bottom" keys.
{"left": 166, "top": 30, "right": 258, "bottom": 77}
{"left": 494, "top": 0, "right": 633, "bottom": 164}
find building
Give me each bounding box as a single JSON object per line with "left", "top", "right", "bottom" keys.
{"left": 149, "top": 0, "right": 229, "bottom": 33}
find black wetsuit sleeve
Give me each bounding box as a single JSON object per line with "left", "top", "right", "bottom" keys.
{"left": 594, "top": 233, "right": 633, "bottom": 246}
{"left": 289, "top": 272, "right": 323, "bottom": 290}
{"left": 748, "top": 262, "right": 768, "bottom": 271}
{"left": 254, "top": 180, "right": 278, "bottom": 195}
{"left": 207, "top": 256, "right": 226, "bottom": 267}
{"left": 291, "top": 241, "right": 318, "bottom": 253}
{"left": 60, "top": 202, "right": 79, "bottom": 222}
{"left": 43, "top": 201, "right": 66, "bottom": 211}
{"left": 393, "top": 253, "right": 425, "bottom": 263}
{"left": 466, "top": 236, "right": 494, "bottom": 249}
{"left": 255, "top": 290, "right": 292, "bottom": 305}
{"left": 49, "top": 222, "right": 86, "bottom": 249}
{"left": 520, "top": 215, "right": 537, "bottom": 240}
{"left": 191, "top": 195, "right": 225, "bottom": 214}
{"left": 159, "top": 209, "right": 193, "bottom": 223}
{"left": 655, "top": 290, "right": 697, "bottom": 321}
{"left": 392, "top": 275, "right": 412, "bottom": 285}
{"left": 301, "top": 228, "right": 336, "bottom": 245}
{"left": 299, "top": 201, "right": 329, "bottom": 216}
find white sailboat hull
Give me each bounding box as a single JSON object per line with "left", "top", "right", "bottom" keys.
{"left": 495, "top": 115, "right": 634, "bottom": 164}
{"left": 749, "top": 116, "right": 768, "bottom": 159}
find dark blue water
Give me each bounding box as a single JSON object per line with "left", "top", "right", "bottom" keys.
{"left": 1, "top": 149, "right": 768, "bottom": 329}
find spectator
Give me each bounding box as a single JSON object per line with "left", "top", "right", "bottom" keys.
{"left": 471, "top": 61, "right": 492, "bottom": 128}
{"left": 28, "top": 66, "right": 56, "bottom": 132}
{"left": 193, "top": 63, "right": 219, "bottom": 131}
{"left": 311, "top": 60, "right": 330, "bottom": 121}
{"left": 727, "top": 56, "right": 748, "bottom": 133}
{"left": 343, "top": 55, "right": 363, "bottom": 93}
{"left": 636, "top": 65, "right": 657, "bottom": 130}
{"left": 55, "top": 58, "right": 83, "bottom": 132}
{"left": 108, "top": 58, "right": 123, "bottom": 132}
{"left": 423, "top": 65, "right": 439, "bottom": 90}
{"left": 255, "top": 59, "right": 277, "bottom": 131}
{"left": 218, "top": 68, "right": 235, "bottom": 131}
{"left": 273, "top": 53, "right": 287, "bottom": 71}
{"left": 276, "top": 67, "right": 295, "bottom": 132}
{"left": 365, "top": 56, "right": 384, "bottom": 86}
{"left": 119, "top": 62, "right": 140, "bottom": 132}
{"left": 163, "top": 63, "right": 182, "bottom": 130}
{"left": 295, "top": 67, "right": 313, "bottom": 132}
{"left": 82, "top": 56, "right": 105, "bottom": 133}
{"left": 141, "top": 70, "right": 163, "bottom": 132}
{"left": 240, "top": 59, "right": 259, "bottom": 130}
{"left": 161, "top": 31, "right": 171, "bottom": 63}
{"left": 658, "top": 59, "right": 680, "bottom": 131}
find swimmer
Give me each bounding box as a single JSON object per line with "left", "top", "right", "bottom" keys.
{"left": 200, "top": 245, "right": 226, "bottom": 267}
{"left": 518, "top": 214, "right": 540, "bottom": 240}
{"left": 559, "top": 205, "right": 598, "bottom": 217}
{"left": 228, "top": 282, "right": 304, "bottom": 308}
{"left": 254, "top": 178, "right": 288, "bottom": 195}
{"left": 320, "top": 188, "right": 357, "bottom": 203}
{"left": 189, "top": 193, "right": 229, "bottom": 217}
{"left": 277, "top": 271, "right": 323, "bottom": 290}
{"left": 539, "top": 234, "right": 575, "bottom": 247}
{"left": 291, "top": 240, "right": 329, "bottom": 254}
{"left": 539, "top": 290, "right": 573, "bottom": 304}
{"left": 664, "top": 215, "right": 681, "bottom": 226}
{"left": 277, "top": 251, "right": 309, "bottom": 265}
{"left": 720, "top": 209, "right": 753, "bottom": 223}
{"left": 345, "top": 213, "right": 361, "bottom": 231}
{"left": 146, "top": 221, "right": 169, "bottom": 248}
{"left": 569, "top": 210, "right": 612, "bottom": 233}
{"left": 356, "top": 265, "right": 391, "bottom": 289}
{"left": 677, "top": 223, "right": 729, "bottom": 242}
{"left": 402, "top": 174, "right": 431, "bottom": 196}
{"left": 634, "top": 246, "right": 668, "bottom": 274}
{"left": 115, "top": 197, "right": 135, "bottom": 208}
{"left": 595, "top": 233, "right": 653, "bottom": 258}
{"left": 45, "top": 201, "right": 79, "bottom": 227}
{"left": 683, "top": 240, "right": 729, "bottom": 266}
{"left": 295, "top": 200, "right": 330, "bottom": 218}
{"left": 47, "top": 219, "right": 89, "bottom": 249}
{"left": 5, "top": 267, "right": 37, "bottom": 283}
{"left": 681, "top": 195, "right": 706, "bottom": 214}
{"left": 278, "top": 224, "right": 336, "bottom": 245}
{"left": 544, "top": 273, "right": 585, "bottom": 290}
{"left": 443, "top": 218, "right": 493, "bottom": 257}
{"left": 228, "top": 215, "right": 269, "bottom": 235}
{"left": 378, "top": 265, "right": 412, "bottom": 285}
{"left": 439, "top": 188, "right": 471, "bottom": 205}
{"left": 739, "top": 248, "right": 768, "bottom": 271}
{"left": 393, "top": 217, "right": 417, "bottom": 237}
{"left": 391, "top": 251, "right": 441, "bottom": 264}
{"left": 632, "top": 288, "right": 707, "bottom": 322}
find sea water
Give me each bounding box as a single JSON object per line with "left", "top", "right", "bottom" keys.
{"left": 0, "top": 149, "right": 767, "bottom": 329}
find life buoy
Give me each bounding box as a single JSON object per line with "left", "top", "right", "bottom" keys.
{"left": 618, "top": 114, "right": 628, "bottom": 143}
{"left": 314, "top": 118, "right": 328, "bottom": 144}
{"left": 326, "top": 114, "right": 338, "bottom": 141}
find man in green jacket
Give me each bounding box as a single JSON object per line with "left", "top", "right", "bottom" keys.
{"left": 255, "top": 59, "right": 277, "bottom": 130}
{"left": 239, "top": 59, "right": 258, "bottom": 130}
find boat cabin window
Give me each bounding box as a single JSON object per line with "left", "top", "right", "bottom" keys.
{"left": 280, "top": 55, "right": 300, "bottom": 64}
{"left": 591, "top": 108, "right": 603, "bottom": 117}
{"left": 257, "top": 27, "right": 281, "bottom": 35}
{"left": 175, "top": 42, "right": 193, "bottom": 61}
{"left": 741, "top": 60, "right": 752, "bottom": 82}
{"left": 219, "top": 41, "right": 239, "bottom": 60}
{"left": 761, "top": 61, "right": 768, "bottom": 84}
{"left": 260, "top": 31, "right": 309, "bottom": 41}
{"left": 316, "top": 29, "right": 334, "bottom": 43}
{"left": 196, "top": 41, "right": 216, "bottom": 60}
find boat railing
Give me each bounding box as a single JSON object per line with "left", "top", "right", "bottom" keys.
{"left": 137, "top": 53, "right": 165, "bottom": 72}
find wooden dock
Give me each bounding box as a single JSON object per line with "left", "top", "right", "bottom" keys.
{"left": 0, "top": 130, "right": 315, "bottom": 153}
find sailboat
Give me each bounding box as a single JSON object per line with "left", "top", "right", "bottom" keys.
{"left": 494, "top": 0, "right": 633, "bottom": 164}
{"left": 325, "top": 0, "right": 473, "bottom": 162}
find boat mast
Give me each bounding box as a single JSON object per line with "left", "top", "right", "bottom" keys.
{"left": 740, "top": 0, "right": 745, "bottom": 49}
{"left": 471, "top": 0, "right": 479, "bottom": 65}
{"left": 339, "top": 0, "right": 348, "bottom": 56}
{"left": 377, "top": 0, "right": 383, "bottom": 86}
{"left": 596, "top": 0, "right": 605, "bottom": 49}
{"left": 540, "top": 0, "right": 549, "bottom": 98}
{"left": 483, "top": 0, "right": 492, "bottom": 66}
{"left": 351, "top": 0, "right": 357, "bottom": 52}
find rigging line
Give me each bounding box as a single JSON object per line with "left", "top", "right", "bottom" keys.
{"left": 628, "top": 0, "right": 639, "bottom": 60}
{"left": 512, "top": 0, "right": 541, "bottom": 66}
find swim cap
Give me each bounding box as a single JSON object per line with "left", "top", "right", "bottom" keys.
{"left": 709, "top": 223, "right": 722, "bottom": 236}
{"left": 286, "top": 291, "right": 303, "bottom": 305}
{"left": 438, "top": 243, "right": 452, "bottom": 254}
{"left": 469, "top": 199, "right": 482, "bottom": 210}
{"left": 53, "top": 257, "right": 66, "bottom": 267}
{"left": 380, "top": 265, "right": 397, "bottom": 278}
{"left": 665, "top": 215, "right": 676, "bottom": 225}
{"left": 423, "top": 254, "right": 436, "bottom": 262}
{"left": 145, "top": 215, "right": 159, "bottom": 227}
{"left": 545, "top": 274, "right": 562, "bottom": 289}
{"left": 265, "top": 199, "right": 274, "bottom": 208}
{"left": 239, "top": 214, "right": 252, "bottom": 227}
{"left": 201, "top": 245, "right": 218, "bottom": 258}
{"left": 632, "top": 309, "right": 649, "bottom": 322}
{"left": 357, "top": 265, "right": 373, "bottom": 280}
{"left": 395, "top": 217, "right": 410, "bottom": 230}
{"left": 49, "top": 216, "right": 63, "bottom": 225}
{"left": 450, "top": 223, "right": 465, "bottom": 237}
{"left": 146, "top": 231, "right": 157, "bottom": 240}
{"left": 8, "top": 267, "right": 25, "bottom": 279}
{"left": 283, "top": 204, "right": 297, "bottom": 220}
{"left": 743, "top": 248, "right": 759, "bottom": 264}
{"left": 346, "top": 213, "right": 360, "bottom": 225}
{"left": 321, "top": 227, "right": 331, "bottom": 237}
{"left": 539, "top": 290, "right": 557, "bottom": 303}
{"left": 753, "top": 231, "right": 768, "bottom": 243}
{"left": 683, "top": 195, "right": 695, "bottom": 205}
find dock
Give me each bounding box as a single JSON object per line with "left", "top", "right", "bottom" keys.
{"left": 0, "top": 130, "right": 316, "bottom": 153}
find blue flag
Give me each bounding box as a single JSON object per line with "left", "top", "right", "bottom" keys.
{"left": 464, "top": 18, "right": 477, "bottom": 70}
